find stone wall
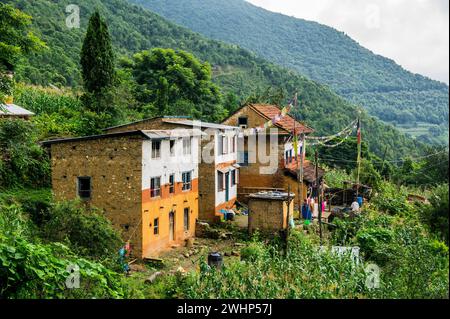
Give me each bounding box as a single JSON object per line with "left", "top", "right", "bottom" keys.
{"left": 248, "top": 198, "right": 293, "bottom": 235}
{"left": 50, "top": 135, "right": 144, "bottom": 258}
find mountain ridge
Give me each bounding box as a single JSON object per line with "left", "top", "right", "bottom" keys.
{"left": 131, "top": 0, "right": 449, "bottom": 143}
{"left": 4, "top": 0, "right": 425, "bottom": 159}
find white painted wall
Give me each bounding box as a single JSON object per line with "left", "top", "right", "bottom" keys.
{"left": 142, "top": 136, "right": 199, "bottom": 190}
{"left": 214, "top": 130, "right": 238, "bottom": 207}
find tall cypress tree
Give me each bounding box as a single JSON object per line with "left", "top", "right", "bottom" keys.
{"left": 80, "top": 11, "right": 115, "bottom": 94}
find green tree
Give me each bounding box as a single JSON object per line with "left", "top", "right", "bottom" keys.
{"left": 79, "top": 11, "right": 121, "bottom": 132}
{"left": 0, "top": 3, "right": 44, "bottom": 101}
{"left": 131, "top": 48, "right": 227, "bottom": 121}
{"left": 80, "top": 11, "right": 115, "bottom": 94}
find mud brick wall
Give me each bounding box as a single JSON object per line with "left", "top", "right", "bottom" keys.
{"left": 248, "top": 198, "right": 292, "bottom": 235}
{"left": 50, "top": 135, "right": 144, "bottom": 258}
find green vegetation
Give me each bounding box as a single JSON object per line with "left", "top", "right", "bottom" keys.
{"left": 2, "top": 0, "right": 430, "bottom": 160}
{"left": 80, "top": 11, "right": 116, "bottom": 94}
{"left": 129, "top": 48, "right": 227, "bottom": 121}
{"left": 0, "top": 195, "right": 125, "bottom": 298}
{"left": 0, "top": 1, "right": 448, "bottom": 300}
{"left": 0, "top": 119, "right": 50, "bottom": 189}
{"left": 133, "top": 0, "right": 449, "bottom": 143}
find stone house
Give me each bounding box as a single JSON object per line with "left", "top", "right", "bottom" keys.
{"left": 43, "top": 129, "right": 202, "bottom": 258}
{"left": 104, "top": 117, "right": 240, "bottom": 223}
{"left": 221, "top": 104, "right": 324, "bottom": 205}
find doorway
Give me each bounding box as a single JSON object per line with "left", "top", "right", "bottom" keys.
{"left": 169, "top": 211, "right": 175, "bottom": 241}
{"left": 225, "top": 172, "right": 230, "bottom": 202}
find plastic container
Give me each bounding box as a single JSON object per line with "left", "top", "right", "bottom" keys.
{"left": 207, "top": 252, "right": 223, "bottom": 269}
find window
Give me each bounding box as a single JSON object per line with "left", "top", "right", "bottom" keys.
{"left": 231, "top": 136, "right": 236, "bottom": 153}
{"left": 183, "top": 137, "right": 191, "bottom": 155}
{"left": 170, "top": 140, "right": 176, "bottom": 156}
{"left": 151, "top": 141, "right": 161, "bottom": 159}
{"left": 218, "top": 135, "right": 223, "bottom": 155}
{"left": 150, "top": 177, "right": 161, "bottom": 197}
{"left": 153, "top": 218, "right": 159, "bottom": 235}
{"left": 231, "top": 170, "right": 236, "bottom": 186}
{"left": 238, "top": 117, "right": 248, "bottom": 126}
{"left": 289, "top": 149, "right": 293, "bottom": 163}
{"left": 184, "top": 208, "right": 190, "bottom": 231}
{"left": 222, "top": 136, "right": 228, "bottom": 154}
{"left": 238, "top": 151, "right": 249, "bottom": 167}
{"left": 169, "top": 174, "right": 175, "bottom": 194}
{"left": 182, "top": 171, "right": 192, "bottom": 191}
{"left": 218, "top": 171, "right": 224, "bottom": 191}
{"left": 77, "top": 177, "right": 91, "bottom": 200}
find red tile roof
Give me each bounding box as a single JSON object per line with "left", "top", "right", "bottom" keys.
{"left": 249, "top": 104, "right": 314, "bottom": 134}
{"left": 285, "top": 159, "right": 325, "bottom": 184}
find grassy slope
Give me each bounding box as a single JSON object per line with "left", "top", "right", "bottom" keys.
{"left": 6, "top": 0, "right": 424, "bottom": 159}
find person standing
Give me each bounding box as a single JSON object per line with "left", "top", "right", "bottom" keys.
{"left": 301, "top": 199, "right": 312, "bottom": 220}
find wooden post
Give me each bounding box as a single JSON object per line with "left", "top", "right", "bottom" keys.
{"left": 315, "top": 150, "right": 323, "bottom": 245}
{"left": 286, "top": 184, "right": 291, "bottom": 255}
{"left": 298, "top": 134, "right": 304, "bottom": 217}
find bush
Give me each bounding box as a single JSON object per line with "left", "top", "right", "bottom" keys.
{"left": 371, "top": 181, "right": 414, "bottom": 216}
{"left": 0, "top": 119, "right": 50, "bottom": 188}
{"left": 41, "top": 200, "right": 123, "bottom": 260}
{"left": 0, "top": 188, "right": 52, "bottom": 227}
{"left": 422, "top": 184, "right": 449, "bottom": 244}
{"left": 0, "top": 201, "right": 125, "bottom": 299}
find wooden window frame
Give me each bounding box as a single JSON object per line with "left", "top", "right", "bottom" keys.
{"left": 182, "top": 171, "right": 192, "bottom": 191}
{"left": 184, "top": 207, "right": 190, "bottom": 231}
{"left": 150, "top": 176, "right": 161, "bottom": 198}
{"left": 151, "top": 140, "right": 161, "bottom": 159}
{"left": 153, "top": 218, "right": 159, "bottom": 235}
{"left": 77, "top": 176, "right": 92, "bottom": 200}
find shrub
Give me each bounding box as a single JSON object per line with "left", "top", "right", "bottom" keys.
{"left": 0, "top": 119, "right": 50, "bottom": 188}
{"left": 371, "top": 181, "right": 414, "bottom": 216}
{"left": 41, "top": 200, "right": 123, "bottom": 260}
{"left": 0, "top": 201, "right": 125, "bottom": 299}
{"left": 422, "top": 184, "right": 449, "bottom": 244}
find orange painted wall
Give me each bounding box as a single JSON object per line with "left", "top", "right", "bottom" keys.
{"left": 141, "top": 178, "right": 199, "bottom": 258}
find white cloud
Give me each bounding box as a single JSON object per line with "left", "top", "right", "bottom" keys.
{"left": 246, "top": 0, "right": 449, "bottom": 84}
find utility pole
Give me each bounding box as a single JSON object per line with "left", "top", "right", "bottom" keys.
{"left": 356, "top": 117, "right": 362, "bottom": 199}
{"left": 315, "top": 150, "right": 323, "bottom": 245}
{"left": 298, "top": 134, "right": 304, "bottom": 216}
{"left": 380, "top": 145, "right": 388, "bottom": 180}
{"left": 286, "top": 184, "right": 291, "bottom": 255}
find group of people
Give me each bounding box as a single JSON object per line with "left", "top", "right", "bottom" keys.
{"left": 300, "top": 196, "right": 361, "bottom": 221}
{"left": 300, "top": 197, "right": 324, "bottom": 221}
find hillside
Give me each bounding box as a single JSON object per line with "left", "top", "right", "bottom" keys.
{"left": 131, "top": 0, "right": 449, "bottom": 144}
{"left": 5, "top": 0, "right": 424, "bottom": 159}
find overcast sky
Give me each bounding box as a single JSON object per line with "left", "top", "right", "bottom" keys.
{"left": 246, "top": 0, "right": 449, "bottom": 84}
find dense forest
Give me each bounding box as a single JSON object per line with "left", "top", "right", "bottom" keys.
{"left": 3, "top": 0, "right": 429, "bottom": 160}
{"left": 132, "top": 0, "right": 449, "bottom": 143}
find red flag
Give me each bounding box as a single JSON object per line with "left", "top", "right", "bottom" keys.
{"left": 356, "top": 119, "right": 361, "bottom": 145}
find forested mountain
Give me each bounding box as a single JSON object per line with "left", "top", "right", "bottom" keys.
{"left": 5, "top": 0, "right": 424, "bottom": 159}
{"left": 131, "top": 0, "right": 449, "bottom": 144}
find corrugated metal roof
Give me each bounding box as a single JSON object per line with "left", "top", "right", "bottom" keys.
{"left": 142, "top": 129, "right": 205, "bottom": 139}
{"left": 162, "top": 119, "right": 238, "bottom": 131}
{"left": 42, "top": 129, "right": 205, "bottom": 145}
{"left": 0, "top": 104, "right": 35, "bottom": 116}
